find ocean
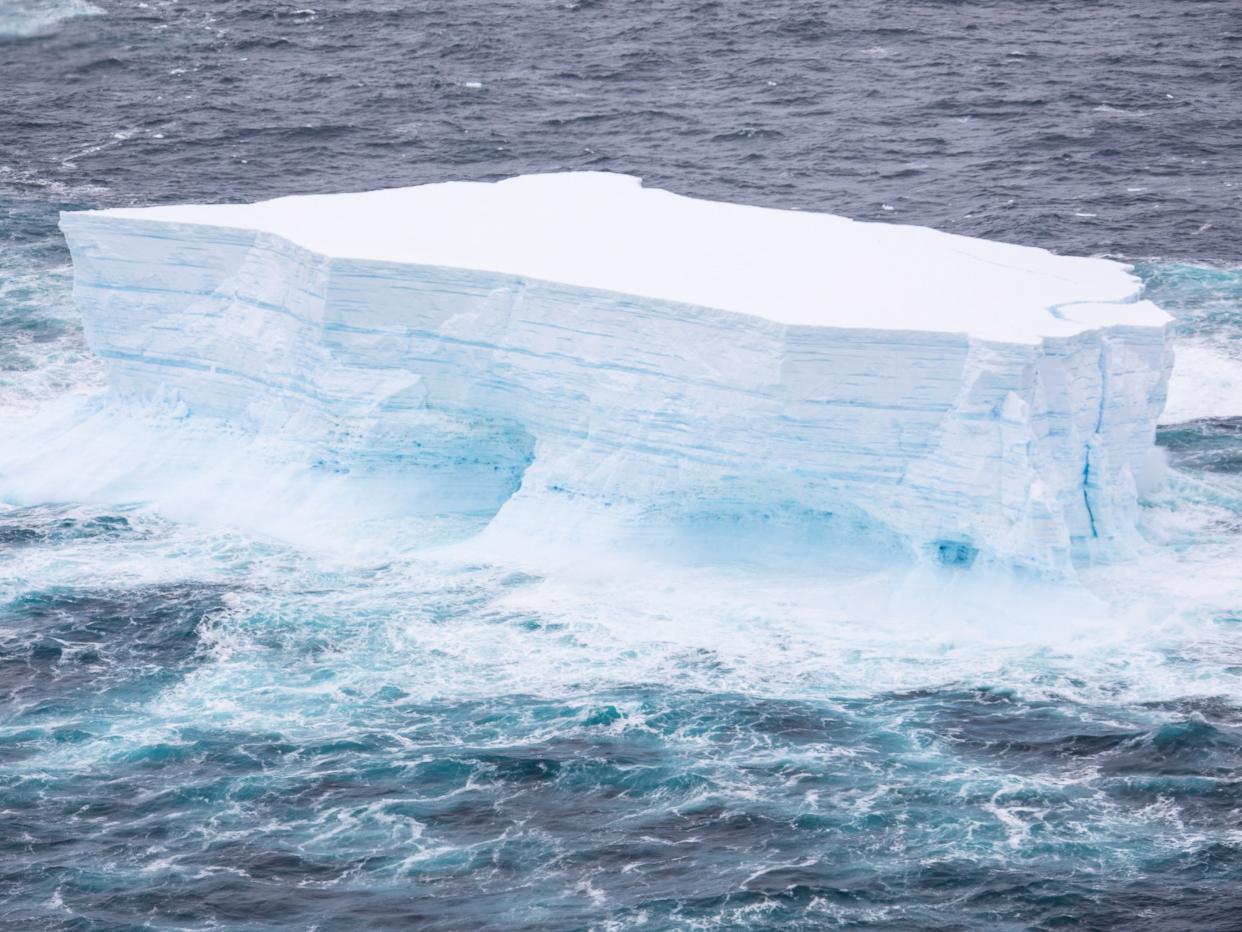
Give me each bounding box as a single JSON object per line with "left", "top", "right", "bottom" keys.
{"left": 2, "top": 1, "right": 1241, "bottom": 929}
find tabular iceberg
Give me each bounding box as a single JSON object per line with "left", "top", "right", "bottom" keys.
{"left": 52, "top": 172, "right": 1172, "bottom": 574}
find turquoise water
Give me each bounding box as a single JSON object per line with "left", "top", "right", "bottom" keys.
{"left": 2, "top": 499, "right": 1242, "bottom": 930}
{"left": 2, "top": 252, "right": 1241, "bottom": 928}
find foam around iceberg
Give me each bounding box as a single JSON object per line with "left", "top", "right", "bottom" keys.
{"left": 54, "top": 172, "right": 1173, "bottom": 574}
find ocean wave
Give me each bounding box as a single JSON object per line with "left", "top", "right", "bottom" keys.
{"left": 1164, "top": 344, "right": 1242, "bottom": 424}
{"left": 2, "top": 490, "right": 1240, "bottom": 928}
{"left": 1137, "top": 262, "right": 1242, "bottom": 424}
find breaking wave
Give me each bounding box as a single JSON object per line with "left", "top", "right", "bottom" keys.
{"left": 0, "top": 0, "right": 102, "bottom": 38}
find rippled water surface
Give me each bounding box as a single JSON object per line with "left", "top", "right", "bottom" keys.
{"left": 2, "top": 2, "right": 1242, "bottom": 929}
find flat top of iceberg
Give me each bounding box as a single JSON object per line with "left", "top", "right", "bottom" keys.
{"left": 80, "top": 172, "right": 1169, "bottom": 342}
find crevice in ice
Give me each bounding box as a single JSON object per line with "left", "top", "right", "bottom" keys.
{"left": 1094, "top": 340, "right": 1110, "bottom": 434}
{"left": 1082, "top": 453, "right": 1099, "bottom": 539}
{"left": 1081, "top": 339, "right": 1112, "bottom": 543}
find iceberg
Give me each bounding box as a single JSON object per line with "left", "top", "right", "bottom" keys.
{"left": 50, "top": 172, "right": 1172, "bottom": 574}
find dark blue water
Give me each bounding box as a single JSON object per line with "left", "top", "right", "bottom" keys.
{"left": 2, "top": 2, "right": 1242, "bottom": 929}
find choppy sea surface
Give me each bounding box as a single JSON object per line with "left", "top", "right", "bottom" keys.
{"left": 2, "top": 2, "right": 1242, "bottom": 929}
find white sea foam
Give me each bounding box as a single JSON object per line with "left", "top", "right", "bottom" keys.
{"left": 1163, "top": 341, "right": 1242, "bottom": 423}
{"left": 5, "top": 486, "right": 1239, "bottom": 776}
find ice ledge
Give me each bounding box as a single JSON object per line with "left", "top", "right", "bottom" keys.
{"left": 76, "top": 171, "right": 1168, "bottom": 344}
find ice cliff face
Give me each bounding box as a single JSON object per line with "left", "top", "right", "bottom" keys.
{"left": 54, "top": 172, "right": 1172, "bottom": 575}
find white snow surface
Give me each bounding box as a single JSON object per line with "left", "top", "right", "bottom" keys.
{"left": 88, "top": 172, "right": 1166, "bottom": 343}
{"left": 43, "top": 172, "right": 1175, "bottom": 576}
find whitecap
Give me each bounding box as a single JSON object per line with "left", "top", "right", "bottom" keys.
{"left": 0, "top": 0, "right": 102, "bottom": 38}
{"left": 1163, "top": 343, "right": 1242, "bottom": 423}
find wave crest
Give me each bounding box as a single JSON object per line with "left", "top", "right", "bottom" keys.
{"left": 0, "top": 0, "right": 102, "bottom": 39}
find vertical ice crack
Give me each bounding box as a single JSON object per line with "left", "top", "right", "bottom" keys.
{"left": 1082, "top": 338, "right": 1110, "bottom": 540}
{"left": 1082, "top": 453, "right": 1098, "bottom": 539}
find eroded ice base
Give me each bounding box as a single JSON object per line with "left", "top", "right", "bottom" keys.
{"left": 5, "top": 173, "right": 1174, "bottom": 576}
